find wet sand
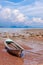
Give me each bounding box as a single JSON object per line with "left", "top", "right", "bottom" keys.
{"left": 0, "top": 29, "right": 43, "bottom": 65}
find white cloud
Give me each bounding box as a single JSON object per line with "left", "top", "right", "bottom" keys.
{"left": 32, "top": 17, "right": 43, "bottom": 23}
{"left": 0, "top": 0, "right": 43, "bottom": 27}
{"left": 0, "top": 8, "right": 11, "bottom": 19}
{"left": 18, "top": 0, "right": 43, "bottom": 18}
{"left": 0, "top": 5, "right": 2, "bottom": 9}
{"left": 0, "top": 6, "right": 26, "bottom": 22}
{"left": 12, "top": 9, "right": 25, "bottom": 22}
{"left": 16, "top": 13, "right": 25, "bottom": 22}
{"left": 13, "top": 9, "right": 20, "bottom": 16}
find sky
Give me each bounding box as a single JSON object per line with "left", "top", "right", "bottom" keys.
{"left": 0, "top": 0, "right": 43, "bottom": 28}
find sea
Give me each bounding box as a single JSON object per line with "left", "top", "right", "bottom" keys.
{"left": 0, "top": 28, "right": 43, "bottom": 33}
{"left": 0, "top": 28, "right": 27, "bottom": 33}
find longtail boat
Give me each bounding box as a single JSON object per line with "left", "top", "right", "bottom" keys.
{"left": 4, "top": 39, "right": 24, "bottom": 57}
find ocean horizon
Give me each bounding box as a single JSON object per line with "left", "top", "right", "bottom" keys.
{"left": 0, "top": 28, "right": 43, "bottom": 33}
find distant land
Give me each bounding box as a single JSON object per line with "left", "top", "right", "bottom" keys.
{"left": 0, "top": 21, "right": 43, "bottom": 28}
{"left": 0, "top": 25, "right": 43, "bottom": 28}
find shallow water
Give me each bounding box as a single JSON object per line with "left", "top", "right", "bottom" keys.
{"left": 0, "top": 28, "right": 26, "bottom": 33}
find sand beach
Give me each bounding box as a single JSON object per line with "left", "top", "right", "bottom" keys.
{"left": 0, "top": 29, "right": 43, "bottom": 65}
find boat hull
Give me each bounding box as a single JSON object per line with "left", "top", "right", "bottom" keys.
{"left": 4, "top": 40, "right": 23, "bottom": 57}
{"left": 7, "top": 48, "right": 22, "bottom": 57}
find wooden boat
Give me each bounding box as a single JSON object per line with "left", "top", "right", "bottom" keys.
{"left": 4, "top": 39, "right": 24, "bottom": 57}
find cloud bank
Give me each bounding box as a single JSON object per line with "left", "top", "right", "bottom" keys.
{"left": 0, "top": 0, "right": 43, "bottom": 28}
{"left": 0, "top": 7, "right": 26, "bottom": 21}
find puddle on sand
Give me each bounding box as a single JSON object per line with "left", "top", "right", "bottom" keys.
{"left": 38, "top": 63, "right": 43, "bottom": 65}
{"left": 22, "top": 50, "right": 42, "bottom": 65}
{"left": 29, "top": 61, "right": 38, "bottom": 65}
{"left": 23, "top": 55, "right": 38, "bottom": 65}
{"left": 2, "top": 49, "right": 7, "bottom": 52}
{"left": 37, "top": 60, "right": 43, "bottom": 65}
{"left": 23, "top": 59, "right": 30, "bottom": 65}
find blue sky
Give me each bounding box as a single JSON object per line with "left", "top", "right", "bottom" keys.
{"left": 7, "top": 0, "right": 23, "bottom": 3}
{"left": 0, "top": 0, "right": 43, "bottom": 28}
